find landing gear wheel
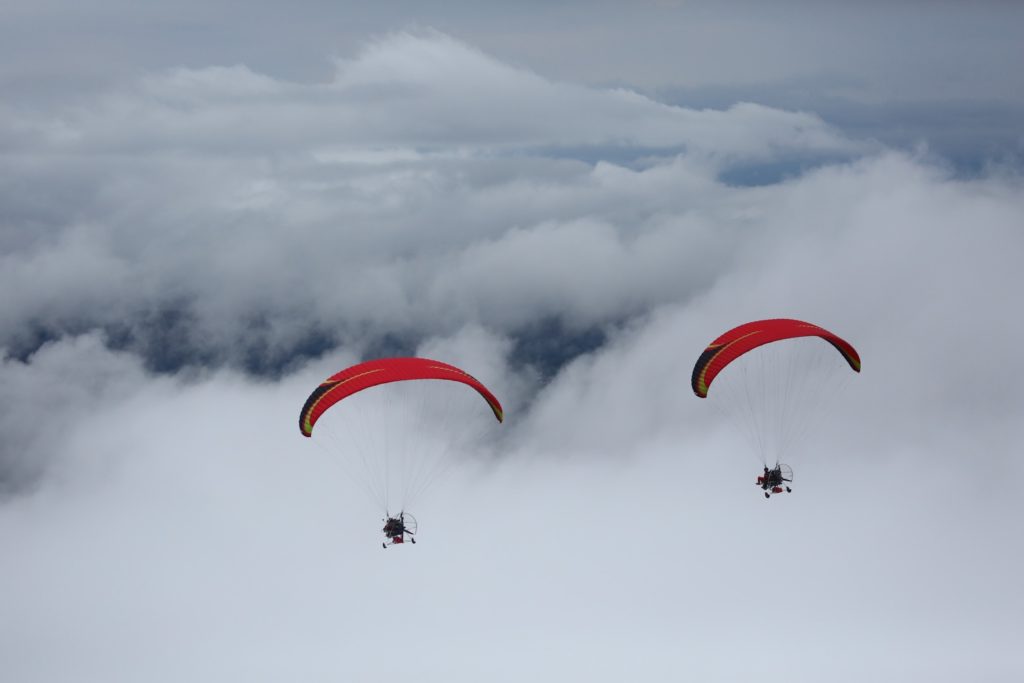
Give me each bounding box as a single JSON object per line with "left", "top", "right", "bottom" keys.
{"left": 382, "top": 542, "right": 387, "bottom": 549}
{"left": 786, "top": 486, "right": 792, "bottom": 493}
{"left": 764, "top": 492, "right": 771, "bottom": 499}
{"left": 411, "top": 537, "right": 416, "bottom": 544}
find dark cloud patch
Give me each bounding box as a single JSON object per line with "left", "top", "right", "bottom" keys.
{"left": 825, "top": 98, "right": 1024, "bottom": 176}
{"left": 4, "top": 323, "right": 63, "bottom": 365}
{"left": 244, "top": 325, "right": 339, "bottom": 378}
{"left": 13, "top": 311, "right": 610, "bottom": 389}
{"left": 107, "top": 307, "right": 340, "bottom": 379}
{"left": 509, "top": 316, "right": 610, "bottom": 382}
{"left": 15, "top": 302, "right": 338, "bottom": 380}
{"left": 103, "top": 302, "right": 215, "bottom": 375}
{"left": 0, "top": 440, "right": 44, "bottom": 499}
{"left": 359, "top": 332, "right": 419, "bottom": 365}
{"left": 657, "top": 82, "right": 1024, "bottom": 176}
{"left": 717, "top": 154, "right": 855, "bottom": 187}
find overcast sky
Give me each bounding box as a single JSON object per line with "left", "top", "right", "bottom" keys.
{"left": 2, "top": 3, "right": 1023, "bottom": 682}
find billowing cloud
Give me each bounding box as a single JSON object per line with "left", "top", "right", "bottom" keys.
{"left": 2, "top": 26, "right": 1023, "bottom": 683}
{"left": 0, "top": 32, "right": 863, "bottom": 378}
{"left": 11, "top": 31, "right": 860, "bottom": 159}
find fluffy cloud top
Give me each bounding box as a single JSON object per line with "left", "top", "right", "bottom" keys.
{"left": 1, "top": 33, "right": 865, "bottom": 376}
{"left": 2, "top": 29, "right": 1023, "bottom": 683}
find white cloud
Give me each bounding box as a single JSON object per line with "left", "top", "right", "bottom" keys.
{"left": 2, "top": 28, "right": 1024, "bottom": 683}
{"left": 19, "top": 31, "right": 859, "bottom": 159}
{"left": 0, "top": 34, "right": 862, "bottom": 370}
{"left": 2, "top": 331, "right": 1021, "bottom": 681}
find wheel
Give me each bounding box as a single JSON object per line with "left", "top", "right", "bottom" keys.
{"left": 764, "top": 492, "right": 770, "bottom": 499}
{"left": 382, "top": 542, "right": 387, "bottom": 549}
{"left": 411, "top": 537, "right": 416, "bottom": 544}
{"left": 786, "top": 486, "right": 792, "bottom": 493}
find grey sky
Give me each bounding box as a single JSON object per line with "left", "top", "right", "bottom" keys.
{"left": 5, "top": 1, "right": 1022, "bottom": 167}
{"left": 6, "top": 2, "right": 1023, "bottom": 94}
{"left": 1, "top": 4, "right": 1023, "bottom": 682}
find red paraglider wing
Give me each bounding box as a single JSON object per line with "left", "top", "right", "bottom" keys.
{"left": 299, "top": 357, "right": 504, "bottom": 436}
{"left": 691, "top": 319, "right": 861, "bottom": 398}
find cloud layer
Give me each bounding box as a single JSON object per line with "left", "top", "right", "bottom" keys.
{"left": 2, "top": 29, "right": 1023, "bottom": 683}
{"left": 1, "top": 32, "right": 862, "bottom": 373}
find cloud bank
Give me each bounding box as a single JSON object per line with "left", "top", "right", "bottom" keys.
{"left": 1, "top": 30, "right": 1023, "bottom": 683}
{"left": 1, "top": 32, "right": 860, "bottom": 374}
